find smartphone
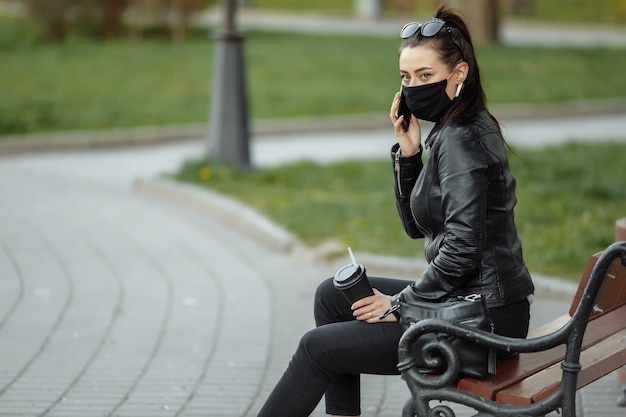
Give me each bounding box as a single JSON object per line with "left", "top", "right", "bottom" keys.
{"left": 398, "top": 91, "right": 411, "bottom": 132}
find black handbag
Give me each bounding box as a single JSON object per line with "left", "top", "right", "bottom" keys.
{"left": 390, "top": 293, "right": 496, "bottom": 379}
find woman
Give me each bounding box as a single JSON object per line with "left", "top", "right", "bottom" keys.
{"left": 257, "top": 5, "right": 534, "bottom": 417}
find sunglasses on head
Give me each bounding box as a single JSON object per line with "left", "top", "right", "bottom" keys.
{"left": 400, "top": 19, "right": 464, "bottom": 58}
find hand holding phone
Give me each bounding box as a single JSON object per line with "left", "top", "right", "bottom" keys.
{"left": 398, "top": 91, "right": 411, "bottom": 132}
{"left": 392, "top": 89, "right": 422, "bottom": 157}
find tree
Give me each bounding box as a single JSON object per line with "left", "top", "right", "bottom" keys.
{"left": 95, "top": 0, "right": 129, "bottom": 38}
{"left": 125, "top": 0, "right": 215, "bottom": 40}
{"left": 23, "top": 0, "right": 214, "bottom": 41}
{"left": 24, "top": 0, "right": 73, "bottom": 41}
{"left": 441, "top": 0, "right": 500, "bottom": 44}
{"left": 24, "top": 0, "right": 129, "bottom": 40}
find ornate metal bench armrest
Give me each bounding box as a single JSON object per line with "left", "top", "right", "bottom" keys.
{"left": 397, "top": 318, "right": 572, "bottom": 388}
{"left": 398, "top": 241, "right": 626, "bottom": 386}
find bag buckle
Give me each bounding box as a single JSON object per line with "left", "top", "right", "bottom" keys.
{"left": 379, "top": 300, "right": 401, "bottom": 320}
{"left": 463, "top": 293, "right": 482, "bottom": 302}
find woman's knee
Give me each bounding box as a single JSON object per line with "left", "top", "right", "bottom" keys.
{"left": 298, "top": 324, "right": 348, "bottom": 372}
{"left": 315, "top": 277, "right": 336, "bottom": 304}
{"left": 314, "top": 277, "right": 351, "bottom": 326}
{"left": 299, "top": 327, "right": 327, "bottom": 362}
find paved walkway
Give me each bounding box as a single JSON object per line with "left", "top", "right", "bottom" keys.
{"left": 197, "top": 8, "right": 626, "bottom": 48}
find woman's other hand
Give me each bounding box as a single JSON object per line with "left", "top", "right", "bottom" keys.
{"left": 390, "top": 91, "right": 421, "bottom": 157}
{"left": 352, "top": 289, "right": 397, "bottom": 323}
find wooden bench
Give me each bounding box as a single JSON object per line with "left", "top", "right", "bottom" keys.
{"left": 397, "top": 241, "right": 626, "bottom": 417}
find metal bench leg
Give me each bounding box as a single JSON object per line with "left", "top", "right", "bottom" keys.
{"left": 618, "top": 383, "right": 626, "bottom": 407}
{"left": 619, "top": 366, "right": 626, "bottom": 407}
{"left": 401, "top": 397, "right": 416, "bottom": 417}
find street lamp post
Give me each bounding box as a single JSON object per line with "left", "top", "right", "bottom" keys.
{"left": 207, "top": 0, "right": 251, "bottom": 169}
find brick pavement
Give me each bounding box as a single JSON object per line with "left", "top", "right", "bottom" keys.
{"left": 0, "top": 146, "right": 268, "bottom": 416}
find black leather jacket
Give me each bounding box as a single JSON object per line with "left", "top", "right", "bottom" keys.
{"left": 391, "top": 110, "right": 534, "bottom": 308}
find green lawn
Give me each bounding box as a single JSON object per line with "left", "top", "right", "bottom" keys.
{"left": 2, "top": 16, "right": 626, "bottom": 135}
{"left": 171, "top": 141, "right": 626, "bottom": 281}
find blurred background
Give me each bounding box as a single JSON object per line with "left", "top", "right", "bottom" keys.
{"left": 1, "top": 0, "right": 625, "bottom": 279}
{"left": 1, "top": 0, "right": 626, "bottom": 135}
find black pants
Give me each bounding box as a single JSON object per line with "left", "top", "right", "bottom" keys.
{"left": 257, "top": 277, "right": 530, "bottom": 417}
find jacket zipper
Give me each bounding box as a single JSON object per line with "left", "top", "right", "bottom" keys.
{"left": 397, "top": 149, "right": 430, "bottom": 237}
{"left": 408, "top": 190, "right": 429, "bottom": 238}
{"left": 394, "top": 150, "right": 403, "bottom": 196}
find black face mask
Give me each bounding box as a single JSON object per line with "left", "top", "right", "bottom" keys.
{"left": 401, "top": 69, "right": 456, "bottom": 122}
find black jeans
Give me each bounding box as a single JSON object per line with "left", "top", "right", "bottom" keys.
{"left": 257, "top": 277, "right": 530, "bottom": 417}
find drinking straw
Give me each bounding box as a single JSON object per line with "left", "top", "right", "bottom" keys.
{"left": 348, "top": 247, "right": 357, "bottom": 267}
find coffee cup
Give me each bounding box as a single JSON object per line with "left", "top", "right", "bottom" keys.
{"left": 333, "top": 263, "right": 374, "bottom": 304}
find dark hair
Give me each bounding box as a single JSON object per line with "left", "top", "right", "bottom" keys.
{"left": 400, "top": 5, "right": 499, "bottom": 130}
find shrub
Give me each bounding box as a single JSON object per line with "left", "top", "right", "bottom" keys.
{"left": 22, "top": 0, "right": 214, "bottom": 41}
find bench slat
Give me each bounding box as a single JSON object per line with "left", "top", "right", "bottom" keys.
{"left": 569, "top": 253, "right": 600, "bottom": 317}
{"left": 594, "top": 257, "right": 626, "bottom": 314}
{"left": 528, "top": 314, "right": 569, "bottom": 338}
{"left": 569, "top": 255, "right": 626, "bottom": 317}
{"left": 456, "top": 303, "right": 626, "bottom": 400}
{"left": 495, "top": 328, "right": 626, "bottom": 405}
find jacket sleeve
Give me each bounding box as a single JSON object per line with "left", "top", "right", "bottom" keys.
{"left": 391, "top": 143, "right": 424, "bottom": 239}
{"left": 400, "top": 129, "right": 487, "bottom": 302}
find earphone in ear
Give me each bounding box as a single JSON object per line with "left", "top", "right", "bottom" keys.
{"left": 455, "top": 82, "right": 463, "bottom": 98}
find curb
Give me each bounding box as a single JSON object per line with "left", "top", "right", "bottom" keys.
{"left": 2, "top": 98, "right": 626, "bottom": 157}
{"left": 134, "top": 177, "right": 298, "bottom": 253}
{"left": 0, "top": 124, "right": 208, "bottom": 157}
{"left": 134, "top": 177, "right": 579, "bottom": 300}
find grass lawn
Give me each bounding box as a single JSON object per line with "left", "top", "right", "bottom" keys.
{"left": 171, "top": 141, "right": 626, "bottom": 281}
{"left": 2, "top": 16, "right": 626, "bottom": 134}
